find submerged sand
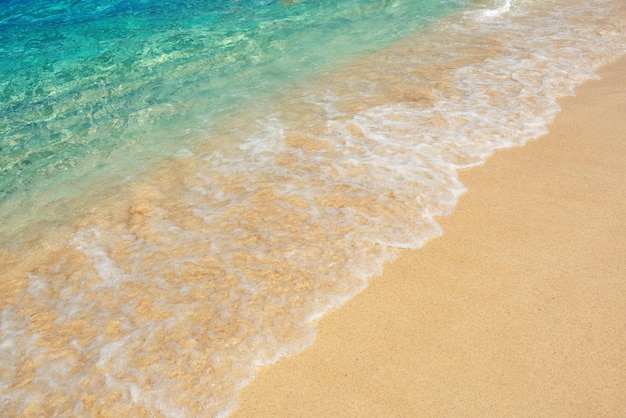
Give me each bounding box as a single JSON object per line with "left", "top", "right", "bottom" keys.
{"left": 231, "top": 56, "right": 626, "bottom": 417}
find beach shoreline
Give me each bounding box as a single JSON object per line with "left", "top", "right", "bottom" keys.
{"left": 1, "top": 1, "right": 624, "bottom": 415}
{"left": 231, "top": 55, "right": 626, "bottom": 417}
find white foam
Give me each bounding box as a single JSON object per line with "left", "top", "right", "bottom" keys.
{"left": 71, "top": 228, "right": 128, "bottom": 286}
{"left": 26, "top": 273, "right": 49, "bottom": 296}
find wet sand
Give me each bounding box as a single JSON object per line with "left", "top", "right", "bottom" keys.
{"left": 231, "top": 56, "right": 626, "bottom": 417}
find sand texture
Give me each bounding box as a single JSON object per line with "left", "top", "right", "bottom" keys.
{"left": 231, "top": 56, "right": 626, "bottom": 417}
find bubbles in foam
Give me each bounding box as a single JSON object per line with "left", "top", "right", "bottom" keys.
{"left": 471, "top": 0, "right": 514, "bottom": 19}
{"left": 0, "top": 0, "right": 625, "bottom": 416}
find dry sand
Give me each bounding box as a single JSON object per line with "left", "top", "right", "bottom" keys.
{"left": 231, "top": 56, "right": 626, "bottom": 417}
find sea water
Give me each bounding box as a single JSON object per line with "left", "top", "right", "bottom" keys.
{"left": 0, "top": 0, "right": 624, "bottom": 416}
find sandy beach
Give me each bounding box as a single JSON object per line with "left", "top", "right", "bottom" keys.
{"left": 231, "top": 56, "right": 626, "bottom": 417}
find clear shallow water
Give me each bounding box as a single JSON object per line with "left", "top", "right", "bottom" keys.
{"left": 1, "top": 0, "right": 625, "bottom": 416}
{"left": 1, "top": 0, "right": 464, "bottom": 241}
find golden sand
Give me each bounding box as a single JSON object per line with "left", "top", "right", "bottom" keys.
{"left": 231, "top": 56, "right": 626, "bottom": 417}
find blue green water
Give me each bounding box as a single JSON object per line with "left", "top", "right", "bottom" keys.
{"left": 0, "top": 0, "right": 465, "bottom": 233}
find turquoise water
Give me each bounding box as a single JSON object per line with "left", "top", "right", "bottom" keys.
{"left": 1, "top": 0, "right": 465, "bottom": 242}
{"left": 1, "top": 0, "right": 625, "bottom": 416}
